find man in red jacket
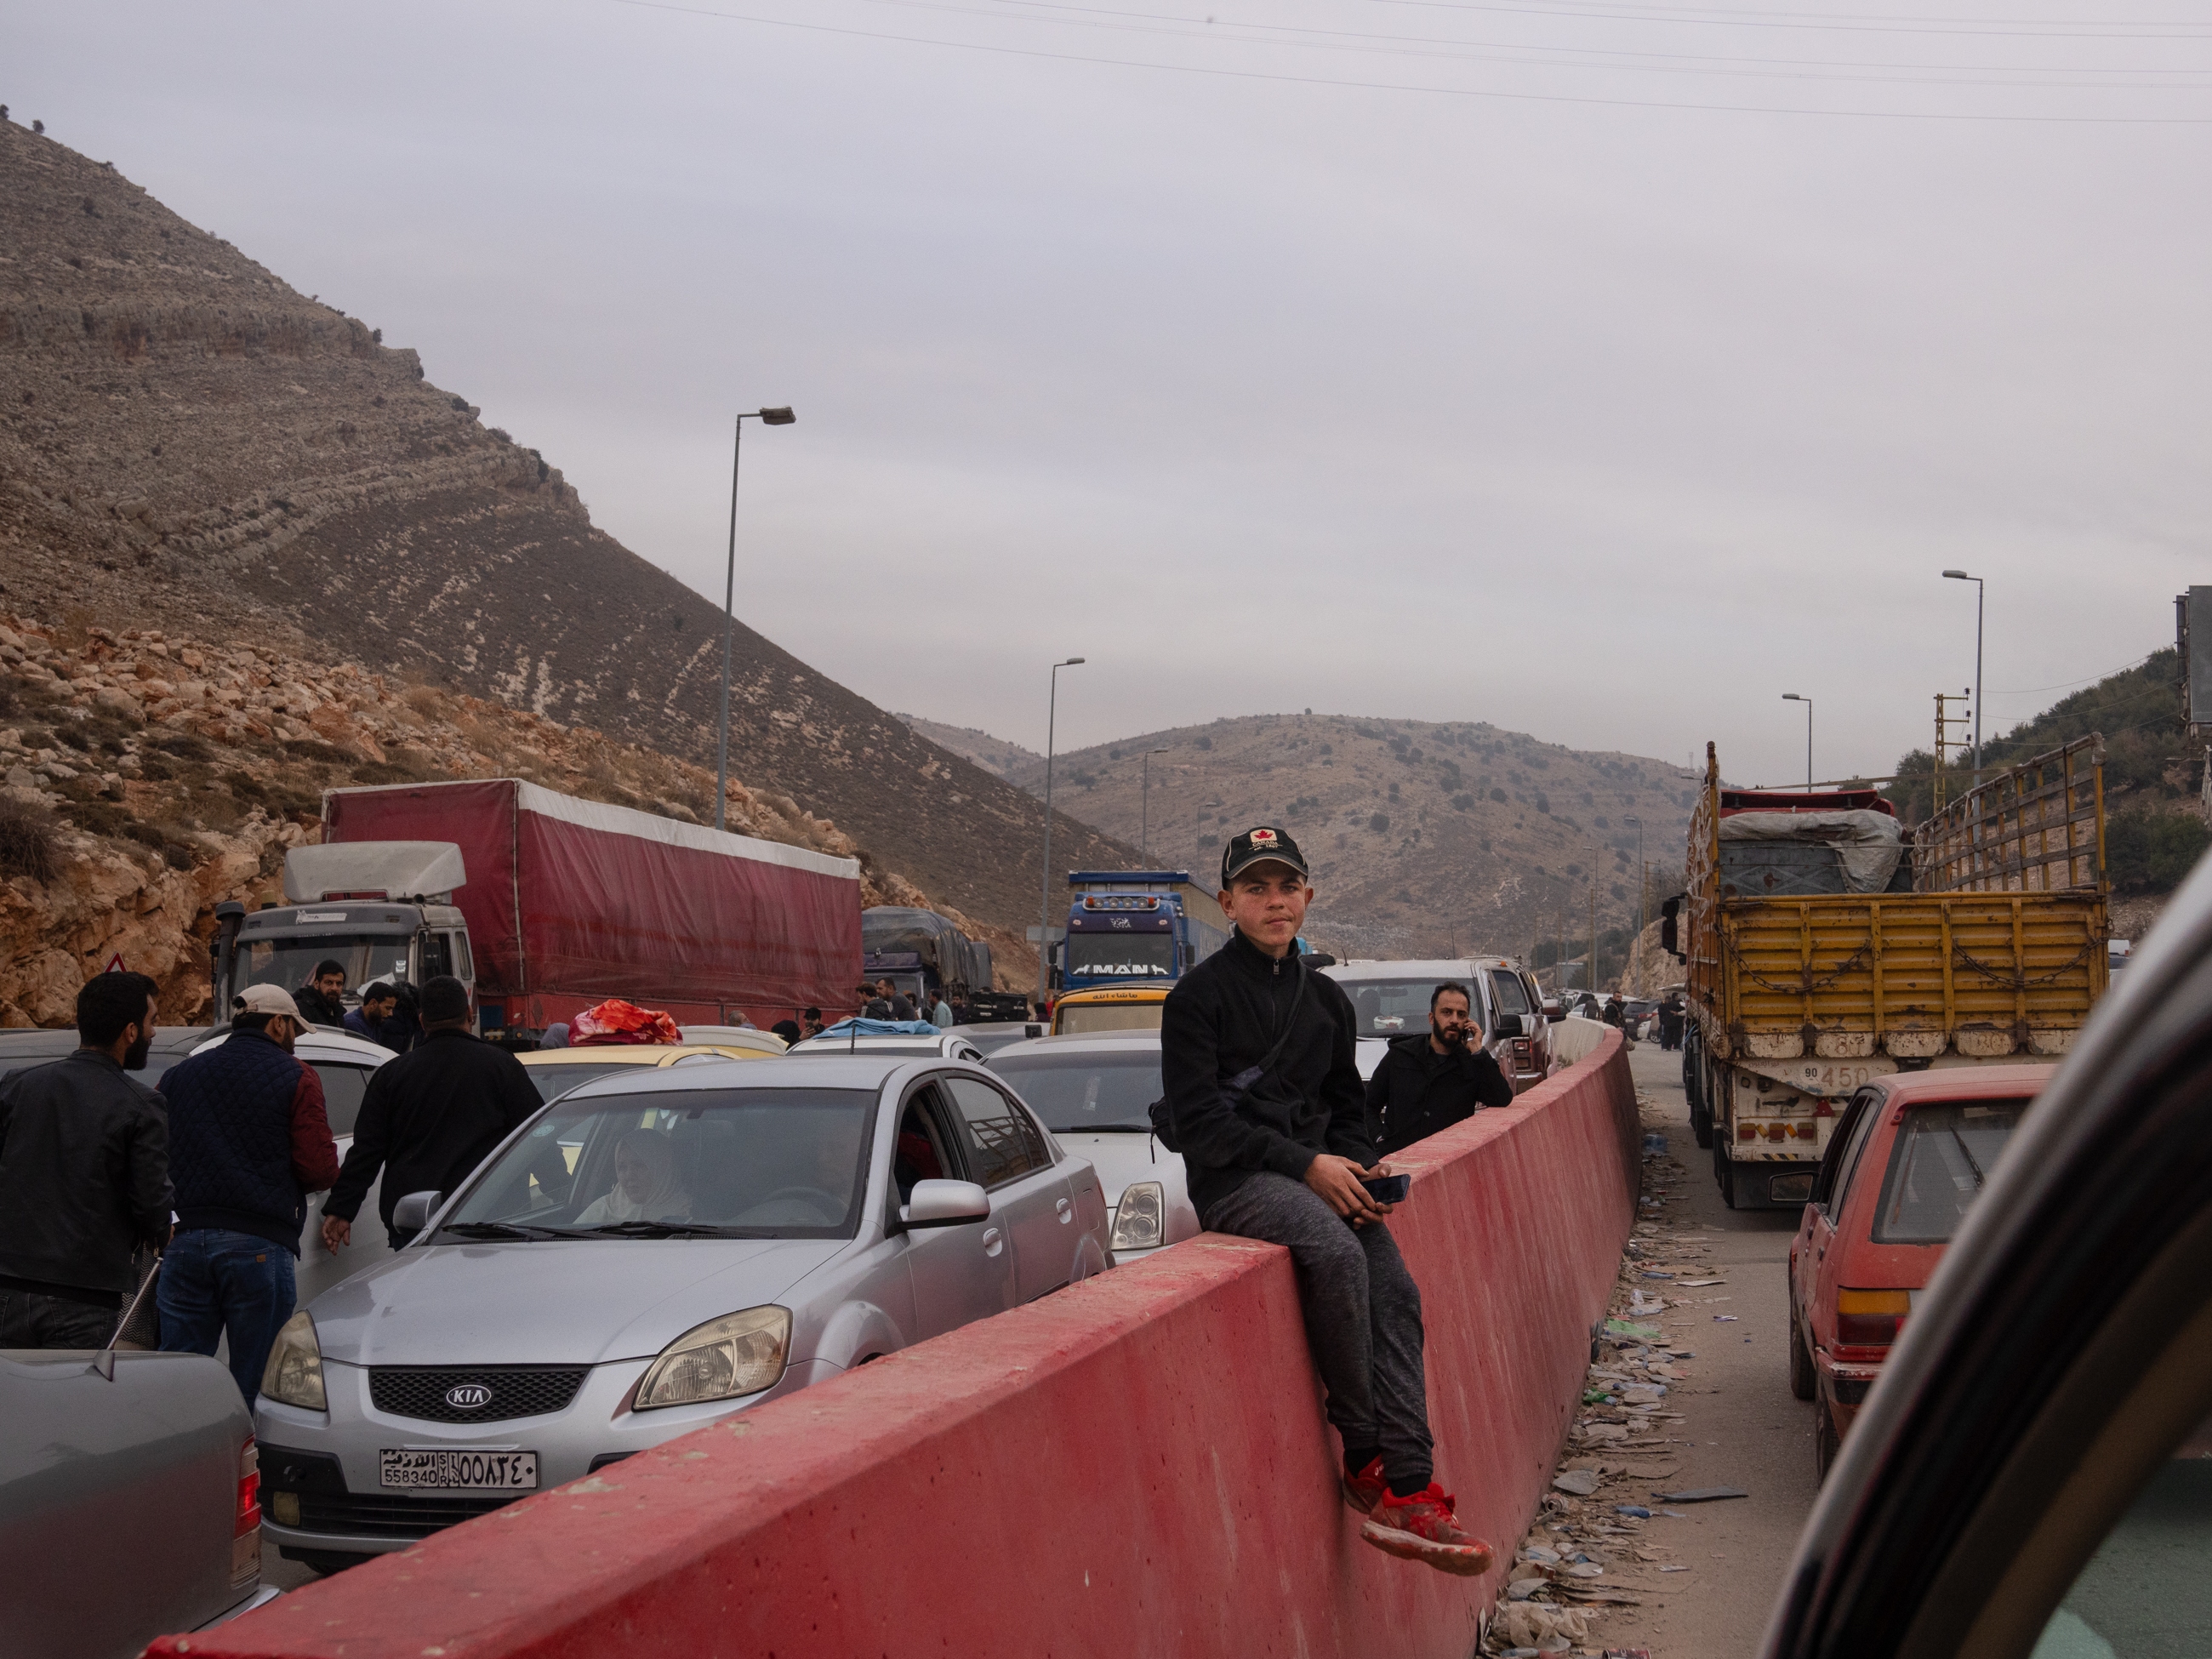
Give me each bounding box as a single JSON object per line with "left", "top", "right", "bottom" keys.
{"left": 158, "top": 984, "right": 339, "bottom": 1402}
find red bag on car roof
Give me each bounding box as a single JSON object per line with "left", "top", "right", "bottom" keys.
{"left": 570, "top": 998, "right": 682, "bottom": 1046}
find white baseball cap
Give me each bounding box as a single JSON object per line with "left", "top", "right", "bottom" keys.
{"left": 234, "top": 983, "right": 305, "bottom": 1020}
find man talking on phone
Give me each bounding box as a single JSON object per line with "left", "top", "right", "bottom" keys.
{"left": 1159, "top": 826, "right": 1492, "bottom": 1574}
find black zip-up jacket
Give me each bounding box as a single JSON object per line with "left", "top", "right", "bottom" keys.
{"left": 0, "top": 1050, "right": 171, "bottom": 1304}
{"left": 1365, "top": 1034, "right": 1514, "bottom": 1157}
{"left": 325, "top": 1029, "right": 546, "bottom": 1234}
{"left": 1160, "top": 929, "right": 1371, "bottom": 1219}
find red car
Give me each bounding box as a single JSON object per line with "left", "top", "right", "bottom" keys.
{"left": 1787, "top": 1064, "right": 2053, "bottom": 1476}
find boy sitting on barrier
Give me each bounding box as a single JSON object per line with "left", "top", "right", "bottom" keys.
{"left": 1158, "top": 826, "right": 1492, "bottom": 1576}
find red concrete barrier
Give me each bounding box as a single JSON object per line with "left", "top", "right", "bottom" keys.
{"left": 162, "top": 1033, "right": 1639, "bottom": 1659}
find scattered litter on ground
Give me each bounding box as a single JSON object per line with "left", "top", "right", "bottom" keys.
{"left": 1677, "top": 1278, "right": 1726, "bottom": 1287}
{"left": 1553, "top": 1468, "right": 1602, "bottom": 1496}
{"left": 1714, "top": 1314, "right": 1739, "bottom": 1322}
{"left": 1652, "top": 1487, "right": 1749, "bottom": 1503}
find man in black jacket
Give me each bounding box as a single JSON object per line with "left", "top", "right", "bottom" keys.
{"left": 320, "top": 976, "right": 554, "bottom": 1252}
{"left": 1367, "top": 983, "right": 1514, "bottom": 1157}
{"left": 1160, "top": 827, "right": 1491, "bottom": 1576}
{"left": 0, "top": 972, "right": 168, "bottom": 1348}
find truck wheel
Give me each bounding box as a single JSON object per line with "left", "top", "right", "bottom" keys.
{"left": 1815, "top": 1391, "right": 1841, "bottom": 1482}
{"left": 1788, "top": 1296, "right": 1816, "bottom": 1400}
{"left": 1713, "top": 1133, "right": 1738, "bottom": 1209}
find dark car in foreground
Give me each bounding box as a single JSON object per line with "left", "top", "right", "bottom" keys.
{"left": 1763, "top": 855, "right": 2212, "bottom": 1659}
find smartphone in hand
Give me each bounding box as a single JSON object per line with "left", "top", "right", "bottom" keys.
{"left": 1360, "top": 1173, "right": 1411, "bottom": 1206}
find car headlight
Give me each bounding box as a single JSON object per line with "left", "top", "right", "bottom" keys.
{"left": 1110, "top": 1182, "right": 1165, "bottom": 1251}
{"left": 261, "top": 1311, "right": 326, "bottom": 1411}
{"left": 634, "top": 1306, "right": 791, "bottom": 1410}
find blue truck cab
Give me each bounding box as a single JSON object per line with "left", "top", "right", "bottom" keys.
{"left": 1057, "top": 871, "right": 1231, "bottom": 994}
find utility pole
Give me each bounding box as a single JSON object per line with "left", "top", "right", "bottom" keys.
{"left": 1934, "top": 690, "right": 1971, "bottom": 813}
{"left": 1034, "top": 657, "right": 1086, "bottom": 1011}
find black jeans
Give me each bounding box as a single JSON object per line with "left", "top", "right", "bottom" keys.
{"left": 0, "top": 1287, "right": 118, "bottom": 1348}
{"left": 1204, "top": 1171, "right": 1434, "bottom": 1491}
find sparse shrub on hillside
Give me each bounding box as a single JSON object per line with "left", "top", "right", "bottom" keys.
{"left": 371, "top": 328, "right": 383, "bottom": 344}
{"left": 288, "top": 739, "right": 354, "bottom": 766}
{"left": 1490, "top": 788, "right": 1507, "bottom": 803}
{"left": 488, "top": 428, "right": 511, "bottom": 444}
{"left": 1451, "top": 794, "right": 1473, "bottom": 811}
{"left": 0, "top": 798, "right": 61, "bottom": 882}
{"left": 1194, "top": 736, "right": 1211, "bottom": 751}
{"left": 1535, "top": 793, "right": 1551, "bottom": 814}
{"left": 1369, "top": 813, "right": 1390, "bottom": 833}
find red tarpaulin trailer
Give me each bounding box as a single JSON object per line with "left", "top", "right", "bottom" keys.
{"left": 320, "top": 778, "right": 863, "bottom": 1030}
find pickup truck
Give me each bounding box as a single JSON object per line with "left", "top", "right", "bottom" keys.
{"left": 1668, "top": 735, "right": 2107, "bottom": 1209}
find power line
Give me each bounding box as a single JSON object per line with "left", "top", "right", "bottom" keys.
{"left": 1983, "top": 650, "right": 2160, "bottom": 697}
{"left": 1375, "top": 0, "right": 2212, "bottom": 42}
{"left": 618, "top": 0, "right": 2212, "bottom": 121}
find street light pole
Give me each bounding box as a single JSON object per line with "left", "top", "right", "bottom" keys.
{"left": 1943, "top": 570, "right": 1985, "bottom": 783}
{"left": 1782, "top": 693, "right": 1813, "bottom": 790}
{"left": 1624, "top": 814, "right": 1644, "bottom": 992}
{"left": 1035, "top": 657, "right": 1086, "bottom": 1011}
{"left": 1141, "top": 745, "right": 1170, "bottom": 862}
{"left": 714, "top": 405, "right": 795, "bottom": 831}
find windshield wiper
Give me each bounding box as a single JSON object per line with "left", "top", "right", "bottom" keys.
{"left": 1948, "top": 1127, "right": 1988, "bottom": 1189}
{"left": 583, "top": 1220, "right": 739, "bottom": 1239}
{"left": 439, "top": 1221, "right": 588, "bottom": 1242}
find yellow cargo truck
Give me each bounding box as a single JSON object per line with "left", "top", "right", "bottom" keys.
{"left": 1662, "top": 735, "right": 2107, "bottom": 1208}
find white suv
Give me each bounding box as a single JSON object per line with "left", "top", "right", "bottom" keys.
{"left": 1322, "top": 958, "right": 1556, "bottom": 1092}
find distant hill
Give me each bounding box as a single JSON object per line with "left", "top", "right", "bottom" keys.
{"left": 0, "top": 121, "right": 1142, "bottom": 936}
{"left": 920, "top": 711, "right": 1702, "bottom": 959}
{"left": 895, "top": 715, "right": 1040, "bottom": 781}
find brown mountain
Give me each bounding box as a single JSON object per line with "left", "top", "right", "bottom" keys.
{"left": 932, "top": 711, "right": 1703, "bottom": 959}
{"left": 0, "top": 121, "right": 1137, "bottom": 933}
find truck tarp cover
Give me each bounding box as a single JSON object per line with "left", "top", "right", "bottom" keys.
{"left": 1719, "top": 810, "right": 1905, "bottom": 895}
{"left": 322, "top": 779, "right": 862, "bottom": 1015}
{"left": 862, "top": 907, "right": 989, "bottom": 989}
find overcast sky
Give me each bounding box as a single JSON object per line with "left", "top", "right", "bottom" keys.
{"left": 16, "top": 0, "right": 2212, "bottom": 784}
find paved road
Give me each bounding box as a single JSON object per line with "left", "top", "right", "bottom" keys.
{"left": 1596, "top": 1040, "right": 1821, "bottom": 1658}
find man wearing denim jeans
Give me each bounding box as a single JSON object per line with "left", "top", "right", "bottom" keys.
{"left": 158, "top": 984, "right": 339, "bottom": 1401}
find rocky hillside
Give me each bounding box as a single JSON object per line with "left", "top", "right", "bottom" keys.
{"left": 959, "top": 711, "right": 1701, "bottom": 959}
{"left": 0, "top": 119, "right": 1138, "bottom": 930}
{"left": 895, "top": 714, "right": 1040, "bottom": 782}
{"left": 0, "top": 609, "right": 1043, "bottom": 1027}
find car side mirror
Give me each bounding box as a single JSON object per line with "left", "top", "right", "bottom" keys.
{"left": 1492, "top": 1012, "right": 1525, "bottom": 1039}
{"left": 1301, "top": 952, "right": 1337, "bottom": 968}
{"left": 898, "top": 1179, "right": 991, "bottom": 1229}
{"left": 1661, "top": 896, "right": 1684, "bottom": 962}
{"left": 391, "top": 1190, "right": 443, "bottom": 1234}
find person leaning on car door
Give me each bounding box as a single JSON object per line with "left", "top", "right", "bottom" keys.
{"left": 157, "top": 983, "right": 340, "bottom": 1402}
{"left": 0, "top": 972, "right": 170, "bottom": 1348}
{"left": 1365, "top": 983, "right": 1514, "bottom": 1158}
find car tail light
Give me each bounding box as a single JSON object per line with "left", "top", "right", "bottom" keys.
{"left": 231, "top": 1437, "right": 263, "bottom": 1588}
{"left": 1836, "top": 1288, "right": 1910, "bottom": 1348}
{"left": 1792, "top": 1121, "right": 1818, "bottom": 1139}
{"left": 1738, "top": 1122, "right": 1758, "bottom": 1141}
{"left": 1512, "top": 1039, "right": 1533, "bottom": 1069}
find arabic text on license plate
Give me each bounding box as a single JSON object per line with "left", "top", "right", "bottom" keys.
{"left": 379, "top": 1449, "right": 539, "bottom": 1491}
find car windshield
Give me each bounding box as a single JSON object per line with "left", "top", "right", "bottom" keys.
{"left": 1340, "top": 978, "right": 1476, "bottom": 1040}
{"left": 989, "top": 1048, "right": 1160, "bottom": 1132}
{"left": 237, "top": 933, "right": 409, "bottom": 1003}
{"left": 1873, "top": 1097, "right": 2030, "bottom": 1243}
{"left": 1055, "top": 1002, "right": 1162, "bottom": 1036}
{"left": 1065, "top": 936, "right": 1176, "bottom": 978}
{"left": 526, "top": 1061, "right": 648, "bottom": 1102}
{"left": 440, "top": 1086, "right": 879, "bottom": 1240}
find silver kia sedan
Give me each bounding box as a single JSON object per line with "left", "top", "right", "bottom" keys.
{"left": 252, "top": 1054, "right": 1111, "bottom": 1571}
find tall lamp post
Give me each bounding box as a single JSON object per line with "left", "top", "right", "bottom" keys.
{"left": 1623, "top": 814, "right": 1644, "bottom": 992}
{"left": 1782, "top": 693, "right": 1813, "bottom": 790}
{"left": 1942, "top": 569, "right": 1985, "bottom": 784}
{"left": 1140, "top": 745, "right": 1170, "bottom": 861}
{"left": 713, "top": 405, "right": 795, "bottom": 831}
{"left": 1035, "top": 657, "right": 1086, "bottom": 1010}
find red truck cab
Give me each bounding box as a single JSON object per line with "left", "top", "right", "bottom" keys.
{"left": 1788, "top": 1064, "right": 2054, "bottom": 1476}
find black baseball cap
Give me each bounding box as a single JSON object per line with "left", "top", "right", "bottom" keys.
{"left": 1220, "top": 825, "right": 1309, "bottom": 887}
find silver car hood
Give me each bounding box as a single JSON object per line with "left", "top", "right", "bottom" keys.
{"left": 307, "top": 1237, "right": 851, "bottom": 1367}
{"left": 1054, "top": 1133, "right": 1179, "bottom": 1208}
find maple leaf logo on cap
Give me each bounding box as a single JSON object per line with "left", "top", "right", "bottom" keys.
{"left": 1249, "top": 828, "right": 1279, "bottom": 847}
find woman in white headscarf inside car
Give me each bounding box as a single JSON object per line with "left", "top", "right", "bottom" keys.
{"left": 576, "top": 1129, "right": 690, "bottom": 1224}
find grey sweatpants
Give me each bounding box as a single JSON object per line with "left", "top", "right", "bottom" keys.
{"left": 1204, "top": 1171, "right": 1434, "bottom": 1491}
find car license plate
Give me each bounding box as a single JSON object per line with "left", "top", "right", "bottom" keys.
{"left": 379, "top": 1449, "right": 539, "bottom": 1491}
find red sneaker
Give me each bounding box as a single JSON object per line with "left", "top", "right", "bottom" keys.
{"left": 1360, "top": 1484, "right": 1494, "bottom": 1576}
{"left": 1341, "top": 1455, "right": 1387, "bottom": 1514}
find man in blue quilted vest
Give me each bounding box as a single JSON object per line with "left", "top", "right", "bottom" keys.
{"left": 158, "top": 984, "right": 340, "bottom": 1402}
